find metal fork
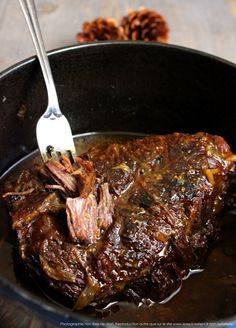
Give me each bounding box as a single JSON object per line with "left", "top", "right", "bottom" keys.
{"left": 19, "top": 0, "right": 76, "bottom": 162}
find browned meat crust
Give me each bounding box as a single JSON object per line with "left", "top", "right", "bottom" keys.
{"left": 3, "top": 133, "right": 235, "bottom": 309}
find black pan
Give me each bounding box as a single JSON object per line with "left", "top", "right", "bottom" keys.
{"left": 0, "top": 41, "right": 236, "bottom": 327}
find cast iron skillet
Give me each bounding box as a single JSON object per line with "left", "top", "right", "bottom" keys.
{"left": 0, "top": 42, "right": 236, "bottom": 327}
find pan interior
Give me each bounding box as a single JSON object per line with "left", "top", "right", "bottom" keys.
{"left": 0, "top": 132, "right": 236, "bottom": 324}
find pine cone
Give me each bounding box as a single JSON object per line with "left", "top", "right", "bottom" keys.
{"left": 121, "top": 7, "right": 169, "bottom": 42}
{"left": 76, "top": 18, "right": 125, "bottom": 42}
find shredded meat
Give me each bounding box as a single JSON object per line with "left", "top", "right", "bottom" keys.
{"left": 66, "top": 182, "right": 113, "bottom": 243}
{"left": 45, "top": 160, "right": 78, "bottom": 196}
{"left": 66, "top": 193, "right": 99, "bottom": 244}
{"left": 98, "top": 183, "right": 114, "bottom": 229}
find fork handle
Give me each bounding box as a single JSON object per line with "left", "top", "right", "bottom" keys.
{"left": 19, "top": 0, "right": 61, "bottom": 117}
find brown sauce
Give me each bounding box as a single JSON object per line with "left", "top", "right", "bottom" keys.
{"left": 0, "top": 132, "right": 236, "bottom": 324}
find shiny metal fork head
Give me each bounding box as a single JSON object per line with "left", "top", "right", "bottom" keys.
{"left": 36, "top": 111, "right": 76, "bottom": 163}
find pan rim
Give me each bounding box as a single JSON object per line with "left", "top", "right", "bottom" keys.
{"left": 0, "top": 40, "right": 235, "bottom": 80}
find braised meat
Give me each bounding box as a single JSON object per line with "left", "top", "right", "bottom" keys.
{"left": 3, "top": 133, "right": 235, "bottom": 309}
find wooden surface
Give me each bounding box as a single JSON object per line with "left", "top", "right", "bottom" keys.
{"left": 0, "top": 0, "right": 236, "bottom": 72}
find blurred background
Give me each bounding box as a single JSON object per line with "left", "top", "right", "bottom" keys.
{"left": 0, "top": 0, "right": 236, "bottom": 71}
